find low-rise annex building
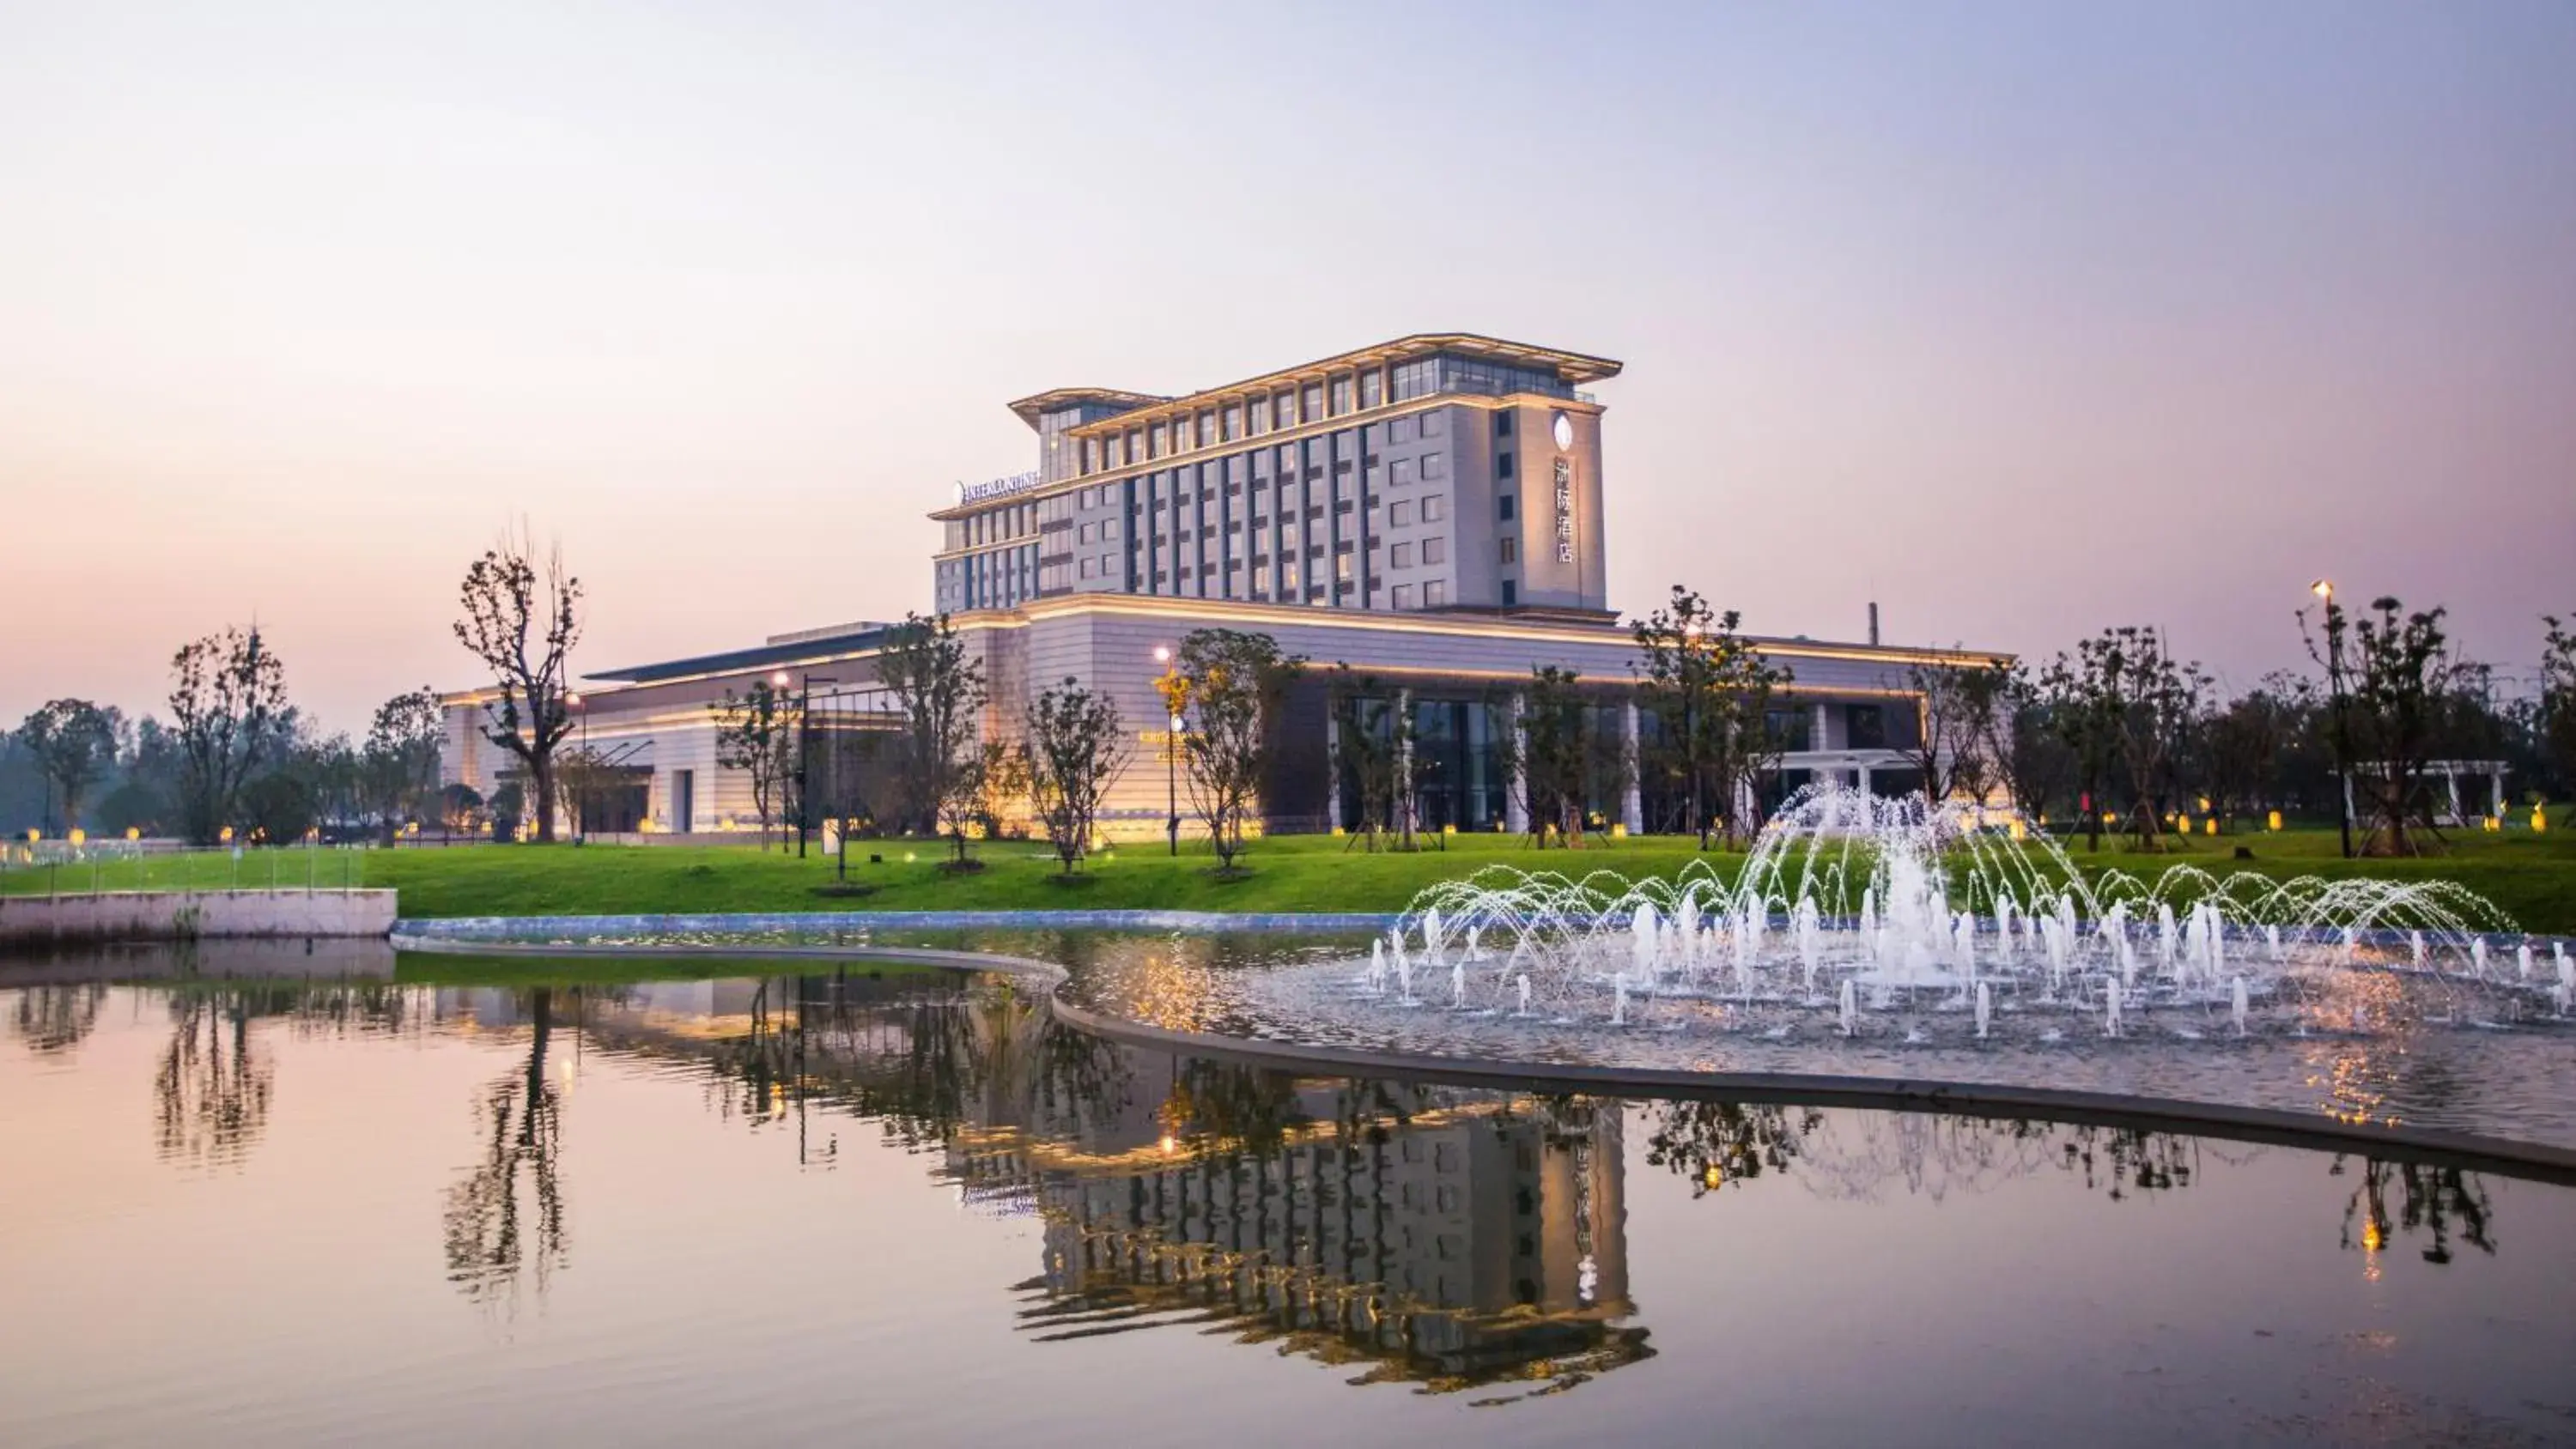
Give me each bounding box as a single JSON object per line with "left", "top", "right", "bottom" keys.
{"left": 440, "top": 332, "right": 2008, "bottom": 840}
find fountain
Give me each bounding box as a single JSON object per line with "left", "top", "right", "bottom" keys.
{"left": 1306, "top": 783, "right": 2555, "bottom": 1051}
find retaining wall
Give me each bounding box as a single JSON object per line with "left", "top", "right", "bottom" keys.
{"left": 0, "top": 890, "right": 398, "bottom": 947}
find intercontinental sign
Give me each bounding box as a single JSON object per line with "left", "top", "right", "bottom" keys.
{"left": 956, "top": 470, "right": 1042, "bottom": 506}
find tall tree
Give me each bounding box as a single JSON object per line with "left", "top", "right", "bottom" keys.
{"left": 1631, "top": 589, "right": 1793, "bottom": 846}
{"left": 2064, "top": 626, "right": 2203, "bottom": 852}
{"left": 361, "top": 688, "right": 445, "bottom": 843}
{"left": 878, "top": 611, "right": 986, "bottom": 864}
{"left": 2543, "top": 614, "right": 2576, "bottom": 802}
{"left": 1901, "top": 654, "right": 2010, "bottom": 809}
{"left": 15, "top": 699, "right": 120, "bottom": 834}
{"left": 1994, "top": 666, "right": 2073, "bottom": 826}
{"left": 453, "top": 531, "right": 584, "bottom": 843}
{"left": 2040, "top": 645, "right": 2125, "bottom": 853}
{"left": 1176, "top": 628, "right": 1305, "bottom": 872}
{"left": 167, "top": 626, "right": 289, "bottom": 845}
{"left": 710, "top": 679, "right": 798, "bottom": 849}
{"left": 1024, "top": 678, "right": 1128, "bottom": 875}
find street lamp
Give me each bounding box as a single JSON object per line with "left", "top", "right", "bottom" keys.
{"left": 1152, "top": 646, "right": 1185, "bottom": 857}
{"left": 793, "top": 673, "right": 835, "bottom": 860}
{"left": 1682, "top": 617, "right": 1706, "bottom": 850}
{"left": 2311, "top": 579, "right": 2354, "bottom": 859}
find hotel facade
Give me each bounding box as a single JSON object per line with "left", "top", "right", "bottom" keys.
{"left": 440, "top": 333, "right": 2006, "bottom": 839}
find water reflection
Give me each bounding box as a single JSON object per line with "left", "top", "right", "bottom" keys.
{"left": 1, "top": 967, "right": 2555, "bottom": 1410}
{"left": 154, "top": 987, "right": 276, "bottom": 1169}
{"left": 442, "top": 988, "right": 568, "bottom": 1307}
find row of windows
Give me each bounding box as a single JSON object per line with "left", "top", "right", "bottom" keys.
{"left": 1077, "top": 386, "right": 1461, "bottom": 474}
{"left": 943, "top": 500, "right": 1040, "bottom": 552}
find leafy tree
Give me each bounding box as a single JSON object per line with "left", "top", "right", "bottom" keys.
{"left": 1995, "top": 666, "right": 2073, "bottom": 826}
{"left": 1024, "top": 678, "right": 1127, "bottom": 874}
{"left": 2088, "top": 626, "right": 2204, "bottom": 852}
{"left": 15, "top": 699, "right": 120, "bottom": 834}
{"left": 1902, "top": 655, "right": 2010, "bottom": 809}
{"left": 878, "top": 612, "right": 986, "bottom": 864}
{"left": 1175, "top": 628, "right": 1305, "bottom": 872}
{"left": 2200, "top": 683, "right": 2295, "bottom": 828}
{"left": 453, "top": 530, "right": 583, "bottom": 843}
{"left": 361, "top": 688, "right": 444, "bottom": 843}
{"left": 488, "top": 781, "right": 526, "bottom": 841}
{"left": 2544, "top": 614, "right": 2576, "bottom": 799}
{"left": 2040, "top": 642, "right": 2127, "bottom": 853}
{"left": 1631, "top": 588, "right": 1793, "bottom": 846}
{"left": 167, "top": 625, "right": 289, "bottom": 844}
{"left": 439, "top": 783, "right": 486, "bottom": 839}
{"left": 2306, "top": 595, "right": 2464, "bottom": 855}
{"left": 710, "top": 679, "right": 798, "bottom": 849}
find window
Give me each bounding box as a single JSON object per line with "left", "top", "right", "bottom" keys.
{"left": 1361, "top": 370, "right": 1383, "bottom": 409}
{"left": 1390, "top": 500, "right": 1413, "bottom": 526}
{"left": 1388, "top": 415, "right": 1412, "bottom": 444}
{"left": 1101, "top": 518, "right": 1118, "bottom": 539}
{"left": 1249, "top": 396, "right": 1269, "bottom": 433}
{"left": 1277, "top": 390, "right": 1297, "bottom": 426}
{"left": 1302, "top": 383, "right": 1324, "bottom": 421}
{"left": 1501, "top": 579, "right": 1518, "bottom": 606}
{"left": 1425, "top": 579, "right": 1447, "bottom": 606}
{"left": 1498, "top": 493, "right": 1516, "bottom": 520}
{"left": 1392, "top": 584, "right": 1416, "bottom": 609}
{"left": 1422, "top": 494, "right": 1447, "bottom": 522}
{"left": 1077, "top": 522, "right": 1093, "bottom": 544}
{"left": 1423, "top": 452, "right": 1446, "bottom": 480}
{"left": 1423, "top": 537, "right": 1446, "bottom": 565}
{"left": 1078, "top": 557, "right": 1095, "bottom": 579}
{"left": 1501, "top": 537, "right": 1518, "bottom": 563}
{"left": 1420, "top": 409, "right": 1446, "bottom": 436}
{"left": 1496, "top": 411, "right": 1514, "bottom": 436}
{"left": 1392, "top": 543, "right": 1415, "bottom": 568}
{"left": 1390, "top": 458, "right": 1415, "bottom": 487}
{"left": 1330, "top": 376, "right": 1353, "bottom": 414}
{"left": 1497, "top": 452, "right": 1514, "bottom": 479}
{"left": 1150, "top": 422, "right": 1168, "bottom": 458}
{"left": 1335, "top": 553, "right": 1352, "bottom": 580}
{"left": 1224, "top": 403, "right": 1242, "bottom": 440}
{"left": 1198, "top": 411, "right": 1216, "bottom": 447}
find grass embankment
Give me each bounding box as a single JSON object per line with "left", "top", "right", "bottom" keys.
{"left": 9, "top": 822, "right": 2569, "bottom": 932}
{"left": 364, "top": 823, "right": 2576, "bottom": 934}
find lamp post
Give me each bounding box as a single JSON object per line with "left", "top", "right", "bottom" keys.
{"left": 1683, "top": 617, "right": 1705, "bottom": 851}
{"left": 794, "top": 673, "right": 835, "bottom": 860}
{"left": 2312, "top": 579, "right": 2354, "bottom": 860}
{"left": 1152, "top": 646, "right": 1186, "bottom": 857}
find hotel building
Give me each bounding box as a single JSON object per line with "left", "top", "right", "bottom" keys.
{"left": 440, "top": 332, "right": 2006, "bottom": 838}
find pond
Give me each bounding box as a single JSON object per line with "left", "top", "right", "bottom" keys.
{"left": 3, "top": 944, "right": 2573, "bottom": 1446}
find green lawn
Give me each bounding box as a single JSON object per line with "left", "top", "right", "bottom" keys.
{"left": 8, "top": 821, "right": 2570, "bottom": 932}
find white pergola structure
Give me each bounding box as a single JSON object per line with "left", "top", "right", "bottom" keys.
{"left": 2348, "top": 760, "right": 2510, "bottom": 828}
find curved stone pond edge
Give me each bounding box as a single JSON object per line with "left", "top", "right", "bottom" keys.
{"left": 392, "top": 927, "right": 2576, "bottom": 1186}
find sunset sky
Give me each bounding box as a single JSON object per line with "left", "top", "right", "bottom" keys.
{"left": 4, "top": 0, "right": 2572, "bottom": 733}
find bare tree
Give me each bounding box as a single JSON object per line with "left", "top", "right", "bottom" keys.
{"left": 710, "top": 679, "right": 798, "bottom": 849}
{"left": 1024, "top": 679, "right": 1127, "bottom": 875}
{"left": 2306, "top": 594, "right": 2464, "bottom": 856}
{"left": 168, "top": 626, "right": 289, "bottom": 844}
{"left": 1176, "top": 628, "right": 1305, "bottom": 873}
{"left": 15, "top": 699, "right": 120, "bottom": 834}
{"left": 878, "top": 612, "right": 986, "bottom": 864}
{"left": 453, "top": 530, "right": 583, "bottom": 843}
{"left": 1328, "top": 664, "right": 1419, "bottom": 852}
{"left": 1902, "top": 654, "right": 2010, "bottom": 809}
{"left": 361, "top": 688, "right": 444, "bottom": 843}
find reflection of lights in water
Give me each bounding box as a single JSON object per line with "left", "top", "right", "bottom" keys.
{"left": 1157, "top": 1133, "right": 1176, "bottom": 1155}
{"left": 1577, "top": 1254, "right": 1599, "bottom": 1303}
{"left": 1703, "top": 1163, "right": 1723, "bottom": 1191}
